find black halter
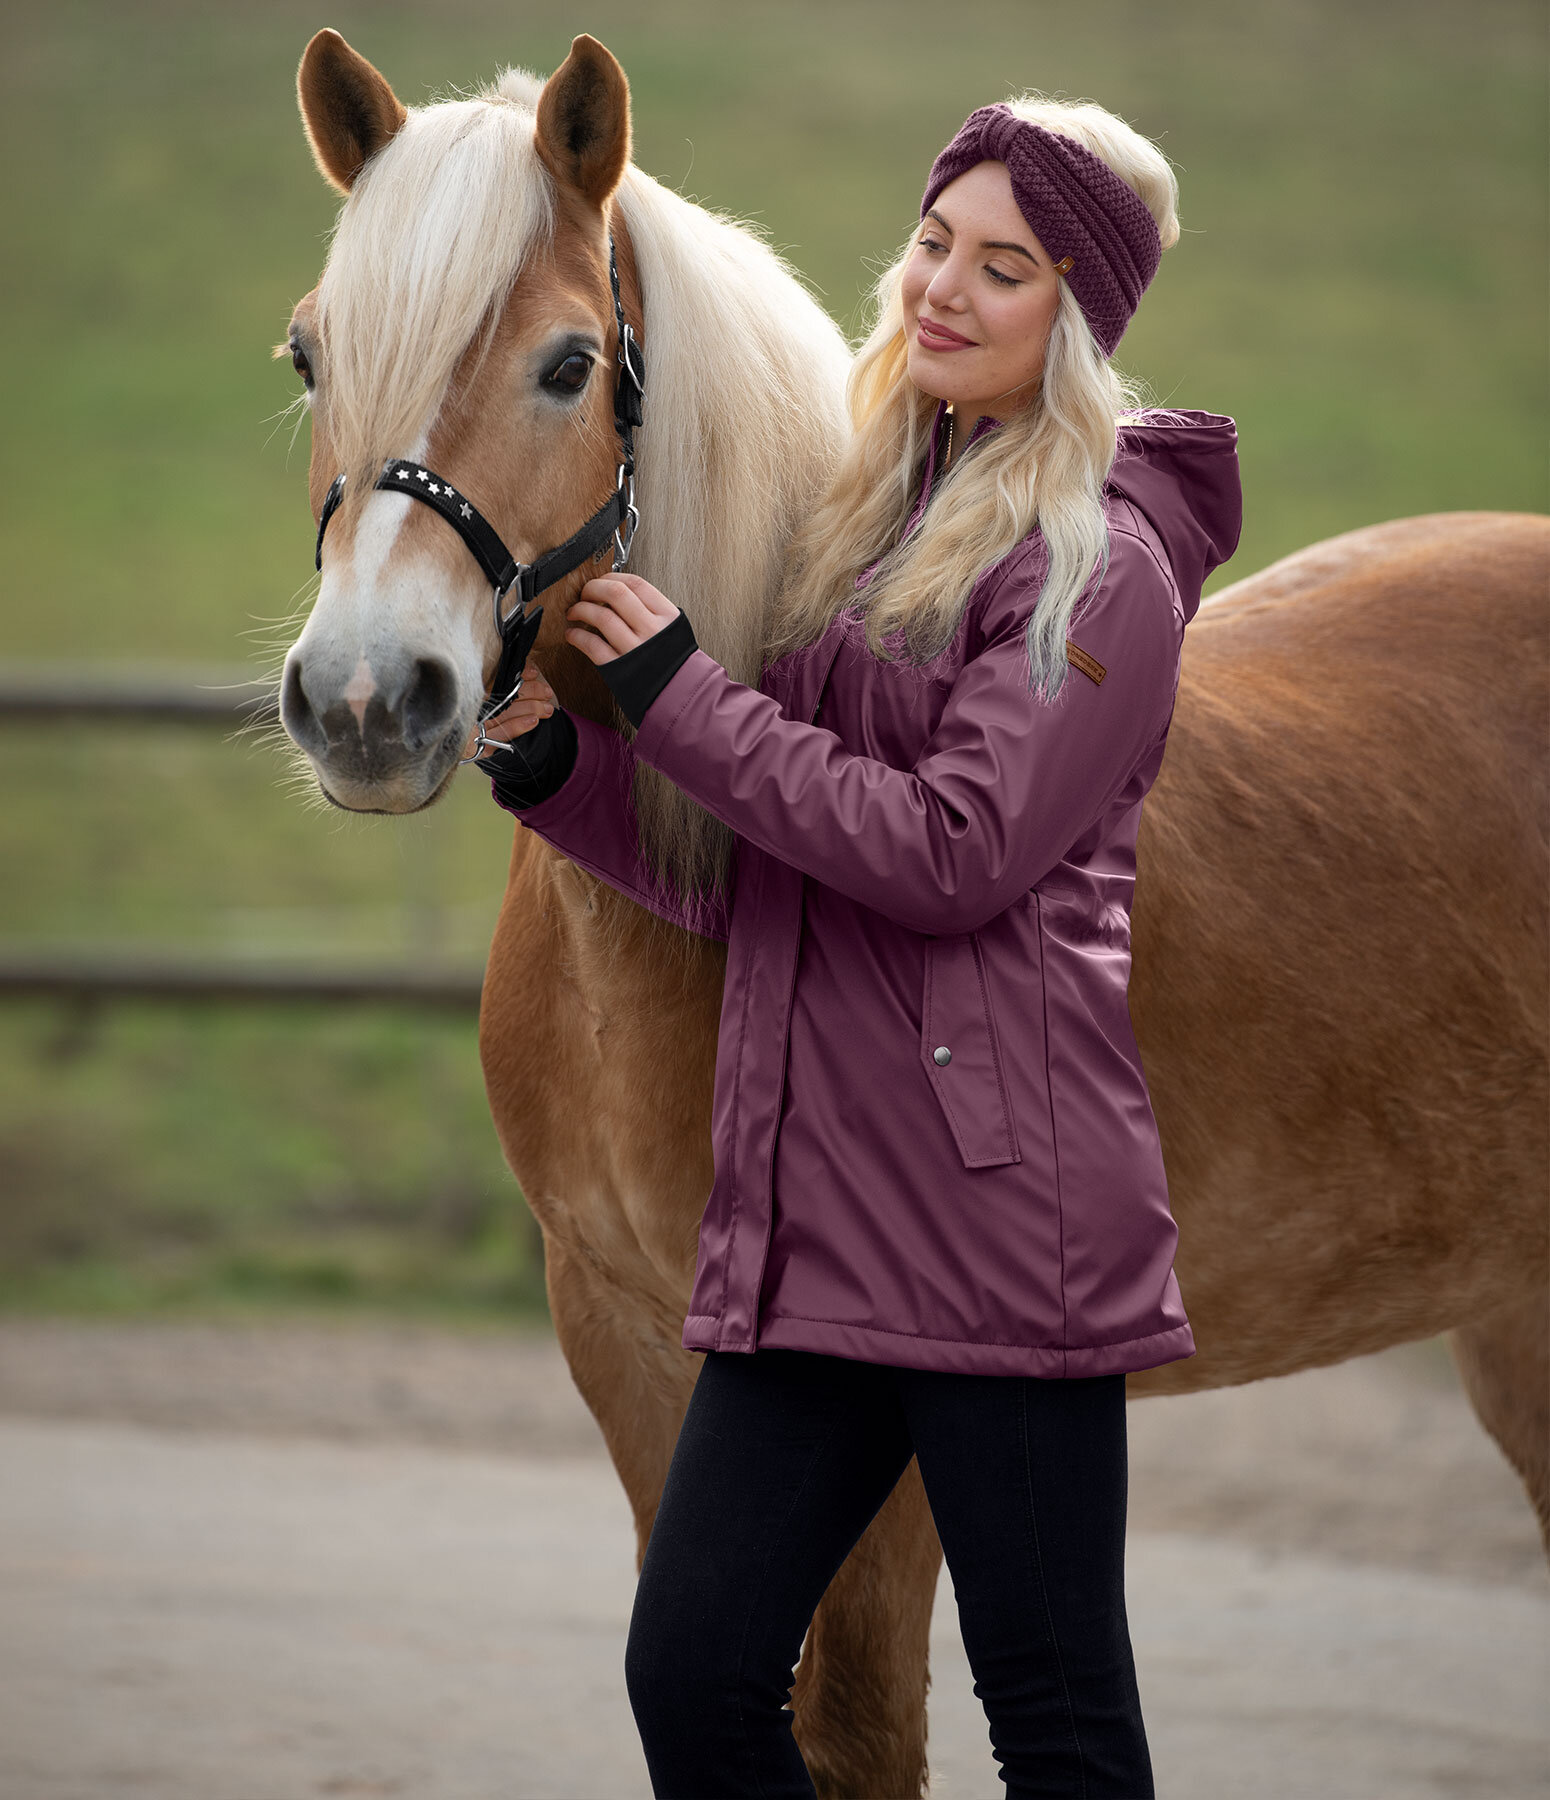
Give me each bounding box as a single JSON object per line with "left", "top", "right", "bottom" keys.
{"left": 311, "top": 237, "right": 645, "bottom": 751}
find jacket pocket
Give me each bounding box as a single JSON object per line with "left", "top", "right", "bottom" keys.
{"left": 920, "top": 932, "right": 1021, "bottom": 1168}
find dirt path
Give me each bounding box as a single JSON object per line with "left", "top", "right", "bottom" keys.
{"left": 0, "top": 1318, "right": 1544, "bottom": 1798}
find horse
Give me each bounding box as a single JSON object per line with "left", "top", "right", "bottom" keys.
{"left": 276, "top": 29, "right": 1549, "bottom": 1797}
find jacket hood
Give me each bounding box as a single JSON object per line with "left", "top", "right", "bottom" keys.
{"left": 1107, "top": 409, "right": 1242, "bottom": 622}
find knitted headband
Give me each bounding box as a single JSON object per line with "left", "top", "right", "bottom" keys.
{"left": 920, "top": 103, "right": 1163, "bottom": 357}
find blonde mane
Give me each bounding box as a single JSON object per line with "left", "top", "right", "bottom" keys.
{"left": 315, "top": 85, "right": 556, "bottom": 492}
{"left": 313, "top": 65, "right": 852, "bottom": 918}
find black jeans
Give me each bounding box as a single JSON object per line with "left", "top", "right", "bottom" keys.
{"left": 624, "top": 1347, "right": 1153, "bottom": 1799}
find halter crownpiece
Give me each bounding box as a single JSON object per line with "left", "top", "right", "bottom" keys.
{"left": 311, "top": 236, "right": 645, "bottom": 757}
{"left": 920, "top": 104, "right": 1162, "bottom": 356}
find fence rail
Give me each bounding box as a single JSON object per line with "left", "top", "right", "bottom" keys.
{"left": 0, "top": 667, "right": 478, "bottom": 1013}
{"left": 0, "top": 668, "right": 279, "bottom": 726}
{"left": 0, "top": 952, "right": 483, "bottom": 1012}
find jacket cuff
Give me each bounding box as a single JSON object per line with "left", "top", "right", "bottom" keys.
{"left": 597, "top": 608, "right": 699, "bottom": 729}
{"left": 631, "top": 647, "right": 733, "bottom": 765}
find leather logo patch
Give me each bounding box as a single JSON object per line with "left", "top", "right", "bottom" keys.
{"left": 1065, "top": 639, "right": 1107, "bottom": 686}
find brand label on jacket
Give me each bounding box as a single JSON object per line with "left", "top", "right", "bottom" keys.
{"left": 1065, "top": 640, "right": 1107, "bottom": 685}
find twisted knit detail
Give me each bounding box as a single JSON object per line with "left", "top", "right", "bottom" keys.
{"left": 921, "top": 104, "right": 1163, "bottom": 356}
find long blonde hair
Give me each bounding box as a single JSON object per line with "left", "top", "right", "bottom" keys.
{"left": 769, "top": 93, "right": 1182, "bottom": 702}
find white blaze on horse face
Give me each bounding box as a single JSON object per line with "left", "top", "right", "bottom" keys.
{"left": 320, "top": 484, "right": 485, "bottom": 699}
{"left": 311, "top": 469, "right": 482, "bottom": 699}
{"left": 286, "top": 435, "right": 493, "bottom": 807}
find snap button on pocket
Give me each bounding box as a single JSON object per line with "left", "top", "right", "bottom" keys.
{"left": 920, "top": 934, "right": 1020, "bottom": 1168}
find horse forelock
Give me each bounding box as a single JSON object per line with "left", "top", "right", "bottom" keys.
{"left": 315, "top": 77, "right": 556, "bottom": 492}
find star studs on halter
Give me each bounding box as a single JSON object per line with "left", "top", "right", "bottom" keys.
{"left": 395, "top": 465, "right": 463, "bottom": 504}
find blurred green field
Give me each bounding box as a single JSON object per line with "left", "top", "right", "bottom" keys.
{"left": 1, "top": 0, "right": 1545, "bottom": 1317}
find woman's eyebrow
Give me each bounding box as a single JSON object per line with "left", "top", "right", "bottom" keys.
{"left": 923, "top": 211, "right": 1039, "bottom": 265}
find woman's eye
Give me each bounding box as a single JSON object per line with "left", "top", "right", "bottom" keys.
{"left": 290, "top": 341, "right": 314, "bottom": 388}
{"left": 544, "top": 353, "right": 593, "bottom": 394}
{"left": 987, "top": 267, "right": 1022, "bottom": 288}
{"left": 920, "top": 235, "right": 947, "bottom": 254}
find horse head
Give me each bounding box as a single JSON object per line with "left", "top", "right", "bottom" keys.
{"left": 280, "top": 31, "right": 645, "bottom": 813}
{"left": 275, "top": 25, "right": 851, "bottom": 908}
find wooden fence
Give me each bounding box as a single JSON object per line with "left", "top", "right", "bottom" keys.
{"left": 0, "top": 668, "right": 482, "bottom": 1013}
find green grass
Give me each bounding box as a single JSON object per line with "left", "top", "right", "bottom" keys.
{"left": 0, "top": 997, "right": 544, "bottom": 1319}
{"left": 0, "top": 0, "right": 1544, "bottom": 1316}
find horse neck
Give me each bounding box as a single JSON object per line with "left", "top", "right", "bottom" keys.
{"left": 609, "top": 171, "right": 852, "bottom": 694}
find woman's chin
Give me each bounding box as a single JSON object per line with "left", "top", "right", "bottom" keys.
{"left": 905, "top": 353, "right": 974, "bottom": 409}
{"left": 906, "top": 364, "right": 958, "bottom": 407}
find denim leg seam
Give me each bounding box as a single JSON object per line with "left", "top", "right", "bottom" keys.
{"left": 730, "top": 1412, "right": 846, "bottom": 1797}
{"left": 1018, "top": 1380, "right": 1087, "bottom": 1797}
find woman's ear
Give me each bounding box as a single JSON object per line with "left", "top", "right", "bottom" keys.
{"left": 296, "top": 28, "right": 408, "bottom": 195}
{"left": 534, "top": 34, "right": 631, "bottom": 208}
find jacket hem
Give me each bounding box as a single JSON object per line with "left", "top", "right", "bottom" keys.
{"left": 681, "top": 1312, "right": 1197, "bottom": 1378}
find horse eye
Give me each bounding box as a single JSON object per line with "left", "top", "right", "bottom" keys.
{"left": 544, "top": 352, "right": 592, "bottom": 394}
{"left": 290, "top": 340, "right": 314, "bottom": 389}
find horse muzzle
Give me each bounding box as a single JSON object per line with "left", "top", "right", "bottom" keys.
{"left": 280, "top": 646, "right": 469, "bottom": 812}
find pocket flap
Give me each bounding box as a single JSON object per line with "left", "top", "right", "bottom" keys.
{"left": 920, "top": 933, "right": 1021, "bottom": 1168}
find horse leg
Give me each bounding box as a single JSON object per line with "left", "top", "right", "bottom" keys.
{"left": 542, "top": 1234, "right": 698, "bottom": 1561}
{"left": 791, "top": 1460, "right": 943, "bottom": 1800}
{"left": 1447, "top": 1285, "right": 1550, "bottom": 1559}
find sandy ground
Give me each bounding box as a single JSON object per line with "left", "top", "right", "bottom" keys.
{"left": 0, "top": 1317, "right": 1544, "bottom": 1799}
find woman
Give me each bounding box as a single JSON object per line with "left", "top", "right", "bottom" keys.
{"left": 475, "top": 94, "right": 1241, "bottom": 1799}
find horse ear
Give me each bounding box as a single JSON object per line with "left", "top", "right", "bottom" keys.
{"left": 534, "top": 35, "right": 631, "bottom": 208}
{"left": 296, "top": 29, "right": 407, "bottom": 195}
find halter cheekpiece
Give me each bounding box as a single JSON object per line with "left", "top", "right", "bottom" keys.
{"left": 310, "top": 237, "right": 645, "bottom": 760}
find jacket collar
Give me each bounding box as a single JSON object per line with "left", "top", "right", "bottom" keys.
{"left": 913, "top": 399, "right": 1001, "bottom": 518}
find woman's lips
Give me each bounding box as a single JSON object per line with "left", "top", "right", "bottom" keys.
{"left": 916, "top": 316, "right": 976, "bottom": 351}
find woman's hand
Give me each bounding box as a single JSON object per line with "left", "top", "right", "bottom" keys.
{"left": 463, "top": 660, "right": 556, "bottom": 756}
{"left": 567, "top": 573, "right": 681, "bottom": 664}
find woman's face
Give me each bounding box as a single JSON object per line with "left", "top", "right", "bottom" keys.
{"left": 900, "top": 158, "right": 1064, "bottom": 420}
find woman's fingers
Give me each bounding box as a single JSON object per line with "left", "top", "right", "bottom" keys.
{"left": 516, "top": 670, "right": 555, "bottom": 706}
{"left": 565, "top": 598, "right": 637, "bottom": 662}
{"left": 460, "top": 655, "right": 562, "bottom": 758}
{"left": 462, "top": 690, "right": 555, "bottom": 759}
{"left": 605, "top": 572, "right": 679, "bottom": 619}
{"left": 569, "top": 575, "right": 681, "bottom": 662}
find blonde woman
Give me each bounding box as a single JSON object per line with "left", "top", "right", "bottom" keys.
{"left": 478, "top": 96, "right": 1241, "bottom": 1798}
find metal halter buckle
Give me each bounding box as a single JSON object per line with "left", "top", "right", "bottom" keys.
{"left": 613, "top": 465, "right": 639, "bottom": 570}
{"left": 494, "top": 571, "right": 533, "bottom": 639}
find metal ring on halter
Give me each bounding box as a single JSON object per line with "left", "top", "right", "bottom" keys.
{"left": 458, "top": 720, "right": 523, "bottom": 768}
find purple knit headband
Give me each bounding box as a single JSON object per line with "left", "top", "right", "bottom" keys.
{"left": 920, "top": 103, "right": 1163, "bottom": 357}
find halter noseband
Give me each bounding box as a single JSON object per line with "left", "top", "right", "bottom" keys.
{"left": 310, "top": 237, "right": 645, "bottom": 760}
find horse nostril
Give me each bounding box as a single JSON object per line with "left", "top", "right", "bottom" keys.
{"left": 280, "top": 657, "right": 329, "bottom": 757}
{"left": 400, "top": 656, "right": 460, "bottom": 751}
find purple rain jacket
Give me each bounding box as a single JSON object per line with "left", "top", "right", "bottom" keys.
{"left": 506, "top": 407, "right": 1242, "bottom": 1378}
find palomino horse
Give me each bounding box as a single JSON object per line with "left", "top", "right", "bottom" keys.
{"left": 278, "top": 28, "right": 1550, "bottom": 1797}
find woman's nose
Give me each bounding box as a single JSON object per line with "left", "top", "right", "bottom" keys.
{"left": 924, "top": 258, "right": 969, "bottom": 312}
